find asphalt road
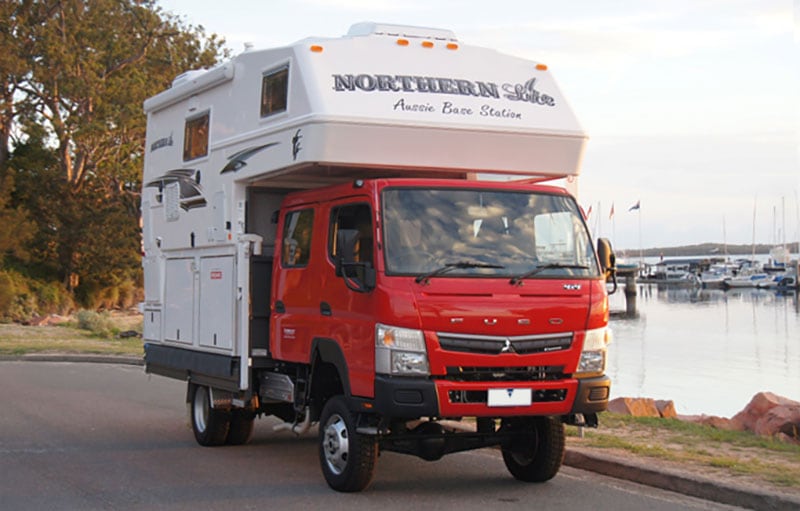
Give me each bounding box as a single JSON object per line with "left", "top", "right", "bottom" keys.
{"left": 0, "top": 361, "right": 744, "bottom": 511}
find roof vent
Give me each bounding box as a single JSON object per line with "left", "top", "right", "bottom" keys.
{"left": 347, "top": 22, "right": 458, "bottom": 42}
{"left": 171, "top": 69, "right": 206, "bottom": 88}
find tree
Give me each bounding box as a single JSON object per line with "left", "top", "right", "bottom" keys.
{"left": 5, "top": 0, "right": 226, "bottom": 307}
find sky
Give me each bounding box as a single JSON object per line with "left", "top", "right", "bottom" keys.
{"left": 157, "top": 0, "right": 798, "bottom": 251}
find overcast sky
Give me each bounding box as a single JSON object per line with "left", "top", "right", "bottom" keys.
{"left": 157, "top": 0, "right": 798, "bottom": 251}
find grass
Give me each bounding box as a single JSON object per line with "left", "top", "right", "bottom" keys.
{"left": 569, "top": 412, "right": 800, "bottom": 491}
{"left": 0, "top": 312, "right": 143, "bottom": 356}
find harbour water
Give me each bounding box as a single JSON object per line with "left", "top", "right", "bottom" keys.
{"left": 607, "top": 283, "right": 800, "bottom": 417}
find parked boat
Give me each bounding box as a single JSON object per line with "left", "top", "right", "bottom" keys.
{"left": 699, "top": 262, "right": 738, "bottom": 289}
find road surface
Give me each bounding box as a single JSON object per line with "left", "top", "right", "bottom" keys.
{"left": 0, "top": 361, "right": 743, "bottom": 510}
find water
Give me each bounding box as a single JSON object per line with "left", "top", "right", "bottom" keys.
{"left": 606, "top": 284, "right": 800, "bottom": 417}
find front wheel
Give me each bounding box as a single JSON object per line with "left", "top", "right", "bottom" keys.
{"left": 318, "top": 396, "right": 378, "bottom": 492}
{"left": 501, "top": 416, "right": 565, "bottom": 482}
{"left": 190, "top": 384, "right": 230, "bottom": 447}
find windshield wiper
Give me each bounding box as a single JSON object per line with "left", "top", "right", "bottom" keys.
{"left": 415, "top": 260, "right": 505, "bottom": 284}
{"left": 509, "top": 263, "right": 589, "bottom": 285}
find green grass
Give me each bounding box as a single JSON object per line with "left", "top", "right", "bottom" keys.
{"left": 573, "top": 412, "right": 800, "bottom": 488}
{"left": 0, "top": 316, "right": 143, "bottom": 356}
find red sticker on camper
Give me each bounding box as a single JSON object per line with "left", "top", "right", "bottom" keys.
{"left": 210, "top": 270, "right": 223, "bottom": 280}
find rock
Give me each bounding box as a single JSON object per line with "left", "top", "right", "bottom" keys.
{"left": 775, "top": 432, "right": 800, "bottom": 445}
{"left": 679, "top": 414, "right": 739, "bottom": 430}
{"left": 754, "top": 404, "right": 800, "bottom": 440}
{"left": 655, "top": 399, "right": 677, "bottom": 418}
{"left": 27, "top": 315, "right": 49, "bottom": 326}
{"left": 731, "top": 392, "right": 799, "bottom": 432}
{"left": 608, "top": 397, "right": 660, "bottom": 417}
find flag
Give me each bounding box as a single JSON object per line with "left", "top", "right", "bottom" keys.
{"left": 608, "top": 203, "right": 615, "bottom": 219}
{"left": 628, "top": 200, "right": 640, "bottom": 212}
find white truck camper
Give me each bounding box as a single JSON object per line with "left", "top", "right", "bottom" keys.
{"left": 142, "top": 22, "right": 613, "bottom": 492}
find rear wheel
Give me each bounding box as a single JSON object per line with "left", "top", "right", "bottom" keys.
{"left": 501, "top": 416, "right": 565, "bottom": 482}
{"left": 318, "top": 396, "right": 378, "bottom": 492}
{"left": 226, "top": 409, "right": 255, "bottom": 445}
{"left": 190, "top": 384, "right": 230, "bottom": 447}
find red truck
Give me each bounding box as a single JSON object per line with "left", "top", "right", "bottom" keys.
{"left": 141, "top": 22, "right": 616, "bottom": 491}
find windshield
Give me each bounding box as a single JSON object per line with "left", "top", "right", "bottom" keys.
{"left": 381, "top": 188, "right": 599, "bottom": 279}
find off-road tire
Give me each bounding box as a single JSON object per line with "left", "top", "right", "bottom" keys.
{"left": 226, "top": 409, "right": 255, "bottom": 445}
{"left": 190, "top": 384, "right": 230, "bottom": 447}
{"left": 318, "top": 396, "right": 378, "bottom": 492}
{"left": 501, "top": 416, "right": 565, "bottom": 482}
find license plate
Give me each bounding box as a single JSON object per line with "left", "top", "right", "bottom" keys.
{"left": 487, "top": 388, "right": 532, "bottom": 407}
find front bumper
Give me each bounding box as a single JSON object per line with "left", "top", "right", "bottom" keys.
{"left": 373, "top": 374, "right": 610, "bottom": 419}
{"left": 570, "top": 375, "right": 611, "bottom": 414}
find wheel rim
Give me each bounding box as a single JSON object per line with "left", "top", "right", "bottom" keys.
{"left": 322, "top": 413, "right": 349, "bottom": 475}
{"left": 193, "top": 386, "right": 209, "bottom": 434}
{"left": 508, "top": 423, "right": 539, "bottom": 465}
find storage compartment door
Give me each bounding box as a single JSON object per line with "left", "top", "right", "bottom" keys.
{"left": 164, "top": 258, "right": 194, "bottom": 344}
{"left": 199, "top": 256, "right": 235, "bottom": 351}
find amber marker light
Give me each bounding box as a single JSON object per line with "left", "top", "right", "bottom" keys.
{"left": 446, "top": 43, "right": 459, "bottom": 50}
{"left": 422, "top": 41, "right": 434, "bottom": 48}
{"left": 310, "top": 45, "right": 323, "bottom": 53}
{"left": 397, "top": 38, "right": 409, "bottom": 46}
{"left": 536, "top": 63, "right": 548, "bottom": 71}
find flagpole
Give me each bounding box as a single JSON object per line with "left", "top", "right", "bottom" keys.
{"left": 638, "top": 207, "right": 643, "bottom": 265}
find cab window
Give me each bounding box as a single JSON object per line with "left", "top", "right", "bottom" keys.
{"left": 329, "top": 203, "right": 373, "bottom": 264}
{"left": 282, "top": 209, "right": 313, "bottom": 267}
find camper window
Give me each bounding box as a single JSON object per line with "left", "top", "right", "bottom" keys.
{"left": 261, "top": 66, "right": 289, "bottom": 118}
{"left": 183, "top": 112, "right": 209, "bottom": 161}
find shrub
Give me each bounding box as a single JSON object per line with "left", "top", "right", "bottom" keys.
{"left": 75, "top": 310, "right": 118, "bottom": 338}
{"left": 0, "top": 270, "right": 75, "bottom": 321}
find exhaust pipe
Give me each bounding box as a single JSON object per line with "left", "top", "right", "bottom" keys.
{"left": 273, "top": 407, "right": 312, "bottom": 435}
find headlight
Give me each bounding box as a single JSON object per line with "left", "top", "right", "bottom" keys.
{"left": 376, "top": 323, "right": 429, "bottom": 376}
{"left": 576, "top": 327, "right": 611, "bottom": 376}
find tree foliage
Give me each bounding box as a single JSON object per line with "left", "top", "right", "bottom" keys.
{"left": 0, "top": 0, "right": 227, "bottom": 316}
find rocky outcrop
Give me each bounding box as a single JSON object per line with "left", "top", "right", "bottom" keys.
{"left": 608, "top": 397, "right": 674, "bottom": 418}
{"left": 731, "top": 392, "right": 800, "bottom": 443}
{"left": 655, "top": 399, "right": 677, "bottom": 419}
{"left": 608, "top": 392, "right": 800, "bottom": 443}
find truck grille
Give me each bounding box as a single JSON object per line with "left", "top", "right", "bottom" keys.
{"left": 437, "top": 332, "right": 573, "bottom": 355}
{"left": 444, "top": 366, "right": 565, "bottom": 382}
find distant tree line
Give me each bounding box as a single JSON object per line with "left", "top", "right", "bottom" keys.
{"left": 0, "top": 0, "right": 226, "bottom": 320}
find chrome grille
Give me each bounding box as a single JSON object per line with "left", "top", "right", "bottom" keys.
{"left": 437, "top": 332, "right": 573, "bottom": 355}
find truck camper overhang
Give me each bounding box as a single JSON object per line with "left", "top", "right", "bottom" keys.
{"left": 143, "top": 22, "right": 588, "bottom": 193}
{"left": 287, "top": 22, "right": 587, "bottom": 181}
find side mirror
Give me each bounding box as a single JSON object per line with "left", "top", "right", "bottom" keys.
{"left": 336, "top": 229, "right": 375, "bottom": 293}
{"left": 335, "top": 229, "right": 359, "bottom": 276}
{"left": 597, "top": 238, "right": 618, "bottom": 294}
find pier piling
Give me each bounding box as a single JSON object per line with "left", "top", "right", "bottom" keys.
{"left": 613, "top": 266, "right": 638, "bottom": 318}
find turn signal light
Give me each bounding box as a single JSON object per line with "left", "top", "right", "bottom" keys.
{"left": 536, "top": 63, "right": 548, "bottom": 71}
{"left": 397, "top": 38, "right": 409, "bottom": 46}
{"left": 422, "top": 41, "right": 434, "bottom": 48}
{"left": 310, "top": 45, "right": 323, "bottom": 53}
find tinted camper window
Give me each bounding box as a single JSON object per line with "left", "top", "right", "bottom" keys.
{"left": 261, "top": 67, "right": 288, "bottom": 117}
{"left": 183, "top": 112, "right": 209, "bottom": 161}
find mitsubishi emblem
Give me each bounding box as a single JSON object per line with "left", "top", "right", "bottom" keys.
{"left": 500, "top": 339, "right": 516, "bottom": 354}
